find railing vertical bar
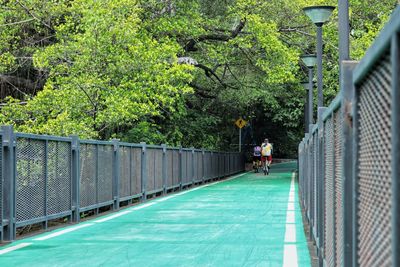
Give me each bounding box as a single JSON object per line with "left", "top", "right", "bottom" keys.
{"left": 44, "top": 139, "right": 48, "bottom": 230}
{"left": 318, "top": 107, "right": 327, "bottom": 267}
{"left": 140, "top": 142, "right": 147, "bottom": 200}
{"left": 391, "top": 32, "right": 400, "bottom": 267}
{"left": 341, "top": 61, "right": 358, "bottom": 267}
{"left": 112, "top": 139, "right": 120, "bottom": 209}
{"left": 352, "top": 66, "right": 361, "bottom": 267}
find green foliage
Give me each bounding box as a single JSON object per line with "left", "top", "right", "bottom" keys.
{"left": 0, "top": 0, "right": 397, "bottom": 157}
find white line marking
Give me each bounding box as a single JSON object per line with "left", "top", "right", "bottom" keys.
{"left": 95, "top": 172, "right": 248, "bottom": 222}
{"left": 94, "top": 210, "right": 132, "bottom": 223}
{"left": 0, "top": 243, "right": 32, "bottom": 255}
{"left": 130, "top": 202, "right": 157, "bottom": 210}
{"left": 155, "top": 195, "right": 175, "bottom": 202}
{"left": 165, "top": 172, "right": 248, "bottom": 198}
{"left": 286, "top": 211, "right": 295, "bottom": 224}
{"left": 270, "top": 161, "right": 296, "bottom": 167}
{"left": 283, "top": 244, "right": 298, "bottom": 267}
{"left": 34, "top": 224, "right": 93, "bottom": 241}
{"left": 284, "top": 224, "right": 296, "bottom": 243}
{"left": 282, "top": 172, "right": 298, "bottom": 267}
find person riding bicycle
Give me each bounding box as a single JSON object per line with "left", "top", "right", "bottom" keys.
{"left": 261, "top": 138, "right": 273, "bottom": 175}
{"left": 253, "top": 144, "right": 262, "bottom": 172}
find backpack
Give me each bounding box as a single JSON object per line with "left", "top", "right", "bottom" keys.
{"left": 261, "top": 144, "right": 271, "bottom": 156}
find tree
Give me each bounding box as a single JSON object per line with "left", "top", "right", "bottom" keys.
{"left": 0, "top": 0, "right": 397, "bottom": 157}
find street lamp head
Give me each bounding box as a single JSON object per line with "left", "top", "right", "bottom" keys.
{"left": 300, "top": 54, "right": 317, "bottom": 68}
{"left": 303, "top": 6, "right": 335, "bottom": 26}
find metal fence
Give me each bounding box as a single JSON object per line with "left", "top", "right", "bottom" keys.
{"left": 0, "top": 127, "right": 244, "bottom": 243}
{"left": 298, "top": 6, "right": 400, "bottom": 267}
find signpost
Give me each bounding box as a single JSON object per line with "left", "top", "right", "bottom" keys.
{"left": 235, "top": 118, "right": 247, "bottom": 152}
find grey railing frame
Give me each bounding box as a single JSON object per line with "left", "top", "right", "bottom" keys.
{"left": 0, "top": 127, "right": 245, "bottom": 243}
{"left": 298, "top": 6, "right": 400, "bottom": 267}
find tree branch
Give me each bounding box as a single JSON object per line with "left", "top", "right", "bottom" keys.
{"left": 0, "top": 18, "right": 35, "bottom": 27}
{"left": 279, "top": 27, "right": 314, "bottom": 37}
{"left": 184, "top": 18, "right": 246, "bottom": 52}
{"left": 15, "top": 0, "right": 54, "bottom": 31}
{"left": 0, "top": 75, "right": 45, "bottom": 92}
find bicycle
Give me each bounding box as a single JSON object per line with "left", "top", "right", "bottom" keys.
{"left": 262, "top": 160, "right": 269, "bottom": 175}
{"left": 253, "top": 159, "right": 261, "bottom": 173}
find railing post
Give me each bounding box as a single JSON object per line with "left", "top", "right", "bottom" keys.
{"left": 2, "top": 126, "right": 16, "bottom": 241}
{"left": 317, "top": 107, "right": 327, "bottom": 267}
{"left": 202, "top": 149, "right": 205, "bottom": 183}
{"left": 191, "top": 147, "right": 195, "bottom": 184}
{"left": 70, "top": 135, "right": 80, "bottom": 223}
{"left": 210, "top": 151, "right": 214, "bottom": 179}
{"left": 140, "top": 142, "right": 147, "bottom": 200}
{"left": 162, "top": 144, "right": 167, "bottom": 194}
{"left": 392, "top": 34, "right": 400, "bottom": 267}
{"left": 112, "top": 139, "right": 120, "bottom": 209}
{"left": 178, "top": 146, "right": 183, "bottom": 190}
{"left": 340, "top": 61, "right": 358, "bottom": 267}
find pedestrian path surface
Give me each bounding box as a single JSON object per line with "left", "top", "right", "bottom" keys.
{"left": 0, "top": 162, "right": 310, "bottom": 267}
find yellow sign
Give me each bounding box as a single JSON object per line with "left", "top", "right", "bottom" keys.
{"left": 235, "top": 118, "right": 247, "bottom": 129}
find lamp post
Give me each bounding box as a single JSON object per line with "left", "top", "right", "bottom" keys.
{"left": 301, "top": 54, "right": 317, "bottom": 133}
{"left": 338, "top": 0, "right": 350, "bottom": 63}
{"left": 303, "top": 6, "right": 335, "bottom": 107}
{"left": 301, "top": 82, "right": 310, "bottom": 133}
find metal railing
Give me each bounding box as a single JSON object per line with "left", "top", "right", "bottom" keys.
{"left": 0, "top": 126, "right": 244, "bottom": 243}
{"left": 298, "top": 6, "right": 400, "bottom": 267}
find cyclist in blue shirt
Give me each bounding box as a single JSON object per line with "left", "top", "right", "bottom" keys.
{"left": 253, "top": 145, "right": 262, "bottom": 172}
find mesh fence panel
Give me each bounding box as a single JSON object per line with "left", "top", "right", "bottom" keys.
{"left": 154, "top": 149, "right": 163, "bottom": 190}
{"left": 119, "top": 146, "right": 131, "bottom": 198}
{"left": 131, "top": 148, "right": 142, "bottom": 195}
{"left": 79, "top": 143, "right": 97, "bottom": 208}
{"left": 166, "top": 150, "right": 174, "bottom": 187}
{"left": 305, "top": 143, "right": 309, "bottom": 215}
{"left": 172, "top": 150, "right": 180, "bottom": 186}
{"left": 310, "top": 137, "right": 314, "bottom": 227}
{"left": 146, "top": 149, "right": 155, "bottom": 191}
{"left": 47, "top": 141, "right": 71, "bottom": 215}
{"left": 16, "top": 138, "right": 46, "bottom": 222}
{"left": 219, "top": 153, "right": 224, "bottom": 177}
{"left": 181, "top": 151, "right": 187, "bottom": 183}
{"left": 357, "top": 53, "right": 392, "bottom": 267}
{"left": 334, "top": 110, "right": 344, "bottom": 267}
{"left": 196, "top": 152, "right": 203, "bottom": 181}
{"left": 313, "top": 133, "right": 318, "bottom": 231}
{"left": 211, "top": 153, "right": 216, "bottom": 178}
{"left": 204, "top": 152, "right": 211, "bottom": 179}
{"left": 193, "top": 152, "right": 199, "bottom": 181}
{"left": 182, "top": 151, "right": 192, "bottom": 184}
{"left": 324, "top": 117, "right": 335, "bottom": 266}
{"left": 98, "top": 145, "right": 113, "bottom": 203}
{"left": 225, "top": 154, "right": 229, "bottom": 175}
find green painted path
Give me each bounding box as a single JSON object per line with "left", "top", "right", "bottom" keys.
{"left": 0, "top": 162, "right": 310, "bottom": 267}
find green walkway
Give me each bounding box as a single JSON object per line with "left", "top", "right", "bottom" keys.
{"left": 0, "top": 162, "right": 310, "bottom": 267}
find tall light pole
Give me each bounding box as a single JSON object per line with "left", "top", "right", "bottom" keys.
{"left": 301, "top": 82, "right": 310, "bottom": 133}
{"left": 303, "top": 6, "right": 335, "bottom": 107}
{"left": 301, "top": 54, "right": 317, "bottom": 133}
{"left": 338, "top": 0, "right": 350, "bottom": 63}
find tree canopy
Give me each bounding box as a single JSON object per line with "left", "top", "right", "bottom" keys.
{"left": 0, "top": 0, "right": 397, "bottom": 157}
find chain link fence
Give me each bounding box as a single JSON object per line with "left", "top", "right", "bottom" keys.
{"left": 0, "top": 130, "right": 244, "bottom": 243}
{"left": 298, "top": 7, "right": 400, "bottom": 267}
